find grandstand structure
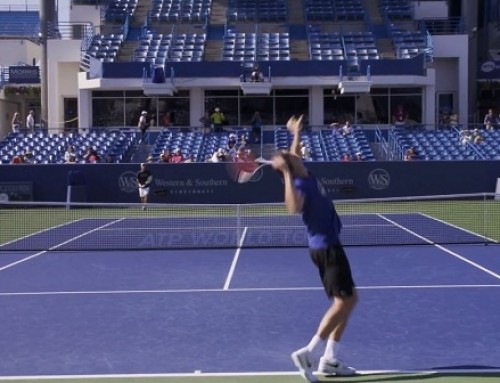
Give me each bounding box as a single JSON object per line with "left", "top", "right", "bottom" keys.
{"left": 0, "top": 0, "right": 499, "bottom": 165}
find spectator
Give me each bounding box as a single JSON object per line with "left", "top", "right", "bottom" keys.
{"left": 11, "top": 112, "right": 22, "bottom": 132}
{"left": 449, "top": 113, "right": 459, "bottom": 127}
{"left": 251, "top": 63, "right": 264, "bottom": 82}
{"left": 83, "top": 147, "right": 100, "bottom": 163}
{"left": 393, "top": 104, "right": 408, "bottom": 126}
{"left": 404, "top": 147, "right": 418, "bottom": 161}
{"left": 67, "top": 156, "right": 77, "bottom": 164}
{"left": 138, "top": 110, "right": 149, "bottom": 140}
{"left": 26, "top": 110, "right": 35, "bottom": 132}
{"left": 300, "top": 141, "right": 311, "bottom": 160}
{"left": 211, "top": 108, "right": 226, "bottom": 132}
{"left": 211, "top": 148, "right": 226, "bottom": 163}
{"left": 160, "top": 149, "right": 172, "bottom": 163}
{"left": 199, "top": 112, "right": 212, "bottom": 132}
{"left": 473, "top": 130, "right": 484, "bottom": 144}
{"left": 484, "top": 109, "right": 496, "bottom": 130}
{"left": 341, "top": 154, "right": 352, "bottom": 162}
{"left": 184, "top": 154, "right": 196, "bottom": 163}
{"left": 170, "top": 148, "right": 184, "bottom": 163}
{"left": 251, "top": 111, "right": 262, "bottom": 143}
{"left": 353, "top": 152, "right": 363, "bottom": 161}
{"left": 342, "top": 121, "right": 353, "bottom": 136}
{"left": 137, "top": 163, "right": 153, "bottom": 210}
{"left": 11, "top": 155, "right": 24, "bottom": 164}
{"left": 23, "top": 149, "right": 34, "bottom": 164}
{"left": 239, "top": 134, "right": 249, "bottom": 148}
{"left": 227, "top": 133, "right": 238, "bottom": 150}
{"left": 64, "top": 146, "right": 77, "bottom": 163}
{"left": 162, "top": 111, "right": 174, "bottom": 127}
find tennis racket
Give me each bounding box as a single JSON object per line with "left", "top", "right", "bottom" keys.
{"left": 227, "top": 156, "right": 273, "bottom": 183}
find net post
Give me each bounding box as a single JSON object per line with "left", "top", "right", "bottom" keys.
{"left": 236, "top": 204, "right": 241, "bottom": 247}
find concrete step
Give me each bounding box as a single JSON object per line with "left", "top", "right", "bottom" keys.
{"left": 210, "top": 0, "right": 229, "bottom": 25}
{"left": 362, "top": 0, "right": 383, "bottom": 23}
{"left": 131, "top": 0, "right": 151, "bottom": 27}
{"left": 290, "top": 39, "right": 309, "bottom": 60}
{"left": 287, "top": 0, "right": 304, "bottom": 23}
{"left": 204, "top": 40, "right": 223, "bottom": 61}
{"left": 376, "top": 38, "right": 396, "bottom": 59}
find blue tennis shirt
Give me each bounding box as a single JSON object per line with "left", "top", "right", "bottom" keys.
{"left": 294, "top": 172, "right": 342, "bottom": 249}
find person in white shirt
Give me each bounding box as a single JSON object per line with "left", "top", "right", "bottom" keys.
{"left": 26, "top": 110, "right": 35, "bottom": 132}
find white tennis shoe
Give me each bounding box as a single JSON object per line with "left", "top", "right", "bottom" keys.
{"left": 291, "top": 347, "right": 318, "bottom": 383}
{"left": 317, "top": 356, "right": 356, "bottom": 376}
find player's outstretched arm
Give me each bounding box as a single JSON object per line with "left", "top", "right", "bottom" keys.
{"left": 286, "top": 115, "right": 303, "bottom": 157}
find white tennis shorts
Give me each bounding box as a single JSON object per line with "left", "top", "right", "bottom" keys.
{"left": 139, "top": 187, "right": 150, "bottom": 198}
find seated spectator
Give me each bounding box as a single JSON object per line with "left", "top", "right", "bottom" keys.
{"left": 211, "top": 148, "right": 227, "bottom": 163}
{"left": 239, "top": 134, "right": 249, "bottom": 148}
{"left": 251, "top": 63, "right": 264, "bottom": 82}
{"left": 23, "top": 149, "right": 34, "bottom": 164}
{"left": 342, "top": 121, "right": 353, "bottom": 136}
{"left": 474, "top": 133, "right": 484, "bottom": 144}
{"left": 146, "top": 155, "right": 155, "bottom": 163}
{"left": 160, "top": 149, "right": 172, "bottom": 163}
{"left": 449, "top": 113, "right": 459, "bottom": 127}
{"left": 341, "top": 154, "right": 352, "bottom": 162}
{"left": 184, "top": 155, "right": 196, "bottom": 163}
{"left": 460, "top": 130, "right": 471, "bottom": 145}
{"left": 170, "top": 148, "right": 184, "bottom": 163}
{"left": 228, "top": 133, "right": 237, "bottom": 149}
{"left": 83, "top": 146, "right": 100, "bottom": 163}
{"left": 11, "top": 155, "right": 24, "bottom": 164}
{"left": 64, "top": 145, "right": 77, "bottom": 163}
{"left": 353, "top": 152, "right": 363, "bottom": 161}
{"left": 404, "top": 147, "right": 418, "bottom": 161}
{"left": 67, "top": 156, "right": 77, "bottom": 164}
{"left": 300, "top": 141, "right": 311, "bottom": 160}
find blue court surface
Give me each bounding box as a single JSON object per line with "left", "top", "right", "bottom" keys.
{"left": 0, "top": 213, "right": 499, "bottom": 381}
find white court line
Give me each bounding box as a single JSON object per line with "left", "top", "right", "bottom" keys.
{"left": 223, "top": 226, "right": 248, "bottom": 290}
{"left": 0, "top": 369, "right": 499, "bottom": 380}
{"left": 99, "top": 224, "right": 394, "bottom": 231}
{"left": 0, "top": 218, "right": 84, "bottom": 249}
{"left": 377, "top": 214, "right": 500, "bottom": 281}
{"left": 0, "top": 219, "right": 124, "bottom": 273}
{"left": 1, "top": 284, "right": 499, "bottom": 297}
{"left": 417, "top": 212, "right": 499, "bottom": 244}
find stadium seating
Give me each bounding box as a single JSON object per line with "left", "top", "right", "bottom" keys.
{"left": 308, "top": 29, "right": 378, "bottom": 61}
{"left": 304, "top": 0, "right": 335, "bottom": 21}
{"left": 389, "top": 128, "right": 486, "bottom": 160}
{"left": 87, "top": 33, "right": 125, "bottom": 62}
{"left": 0, "top": 11, "right": 39, "bottom": 37}
{"left": 149, "top": 0, "right": 212, "bottom": 23}
{"left": 222, "top": 32, "right": 290, "bottom": 62}
{"left": 149, "top": 130, "right": 204, "bottom": 161}
{"left": 134, "top": 32, "right": 206, "bottom": 63}
{"left": 199, "top": 130, "right": 250, "bottom": 161}
{"left": 104, "top": 0, "right": 138, "bottom": 23}
{"left": 0, "top": 130, "right": 137, "bottom": 164}
{"left": 389, "top": 26, "right": 428, "bottom": 59}
{"left": 380, "top": 0, "right": 413, "bottom": 20}
{"left": 335, "top": 0, "right": 365, "bottom": 21}
{"left": 227, "top": 0, "right": 287, "bottom": 22}
{"left": 274, "top": 127, "right": 375, "bottom": 161}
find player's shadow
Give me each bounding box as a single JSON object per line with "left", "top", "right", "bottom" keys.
{"left": 327, "top": 366, "right": 500, "bottom": 383}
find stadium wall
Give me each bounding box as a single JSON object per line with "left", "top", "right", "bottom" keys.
{"left": 0, "top": 162, "right": 498, "bottom": 204}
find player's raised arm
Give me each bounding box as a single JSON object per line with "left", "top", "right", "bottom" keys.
{"left": 286, "top": 115, "right": 304, "bottom": 157}
{"left": 271, "top": 154, "right": 304, "bottom": 214}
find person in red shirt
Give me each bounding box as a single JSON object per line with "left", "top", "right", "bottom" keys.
{"left": 170, "top": 148, "right": 184, "bottom": 163}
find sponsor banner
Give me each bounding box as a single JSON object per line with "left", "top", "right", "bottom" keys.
{"left": 0, "top": 182, "right": 33, "bottom": 201}
{"left": 477, "top": 61, "right": 500, "bottom": 80}
{"left": 8, "top": 66, "right": 40, "bottom": 84}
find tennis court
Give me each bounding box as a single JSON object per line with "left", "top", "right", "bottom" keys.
{"left": 0, "top": 194, "right": 499, "bottom": 383}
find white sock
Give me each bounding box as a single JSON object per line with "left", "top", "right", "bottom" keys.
{"left": 305, "top": 335, "right": 324, "bottom": 353}
{"left": 323, "top": 339, "right": 340, "bottom": 360}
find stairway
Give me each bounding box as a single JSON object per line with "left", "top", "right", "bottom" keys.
{"left": 210, "top": 0, "right": 229, "bottom": 25}
{"left": 260, "top": 143, "right": 276, "bottom": 159}
{"left": 131, "top": 0, "right": 151, "bottom": 27}
{"left": 376, "top": 38, "right": 396, "bottom": 59}
{"left": 290, "top": 39, "right": 310, "bottom": 60}
{"left": 286, "top": 0, "right": 304, "bottom": 24}
{"left": 362, "top": 0, "right": 383, "bottom": 23}
{"left": 204, "top": 40, "right": 223, "bottom": 61}
{"left": 115, "top": 40, "right": 139, "bottom": 62}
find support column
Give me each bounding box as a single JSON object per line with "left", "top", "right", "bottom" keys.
{"left": 40, "top": 0, "right": 57, "bottom": 129}
{"left": 190, "top": 88, "right": 204, "bottom": 127}
{"left": 309, "top": 86, "right": 324, "bottom": 126}
{"left": 78, "top": 88, "right": 92, "bottom": 131}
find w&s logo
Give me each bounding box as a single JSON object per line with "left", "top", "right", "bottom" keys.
{"left": 368, "top": 169, "right": 390, "bottom": 190}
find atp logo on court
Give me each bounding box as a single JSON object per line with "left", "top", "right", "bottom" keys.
{"left": 368, "top": 169, "right": 390, "bottom": 190}
{"left": 118, "top": 171, "right": 138, "bottom": 193}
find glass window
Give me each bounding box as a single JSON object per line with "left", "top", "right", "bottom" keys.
{"left": 205, "top": 98, "right": 239, "bottom": 125}
{"left": 275, "top": 96, "right": 309, "bottom": 125}
{"left": 324, "top": 95, "right": 355, "bottom": 125}
{"left": 240, "top": 96, "right": 273, "bottom": 125}
{"left": 92, "top": 90, "right": 124, "bottom": 98}
{"left": 274, "top": 89, "right": 309, "bottom": 96}
{"left": 205, "top": 90, "right": 239, "bottom": 97}
{"left": 92, "top": 98, "right": 124, "bottom": 127}
{"left": 124, "top": 97, "right": 155, "bottom": 127}
{"left": 157, "top": 97, "right": 190, "bottom": 126}
{"left": 356, "top": 95, "right": 389, "bottom": 124}
{"left": 390, "top": 95, "right": 422, "bottom": 124}
{"left": 390, "top": 87, "right": 422, "bottom": 94}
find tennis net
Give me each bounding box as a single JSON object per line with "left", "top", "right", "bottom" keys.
{"left": 0, "top": 193, "right": 498, "bottom": 251}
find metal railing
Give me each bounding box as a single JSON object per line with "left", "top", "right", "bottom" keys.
{"left": 419, "top": 17, "right": 467, "bottom": 35}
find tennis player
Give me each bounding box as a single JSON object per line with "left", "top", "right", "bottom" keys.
{"left": 137, "top": 163, "right": 153, "bottom": 210}
{"left": 271, "top": 116, "right": 358, "bottom": 382}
